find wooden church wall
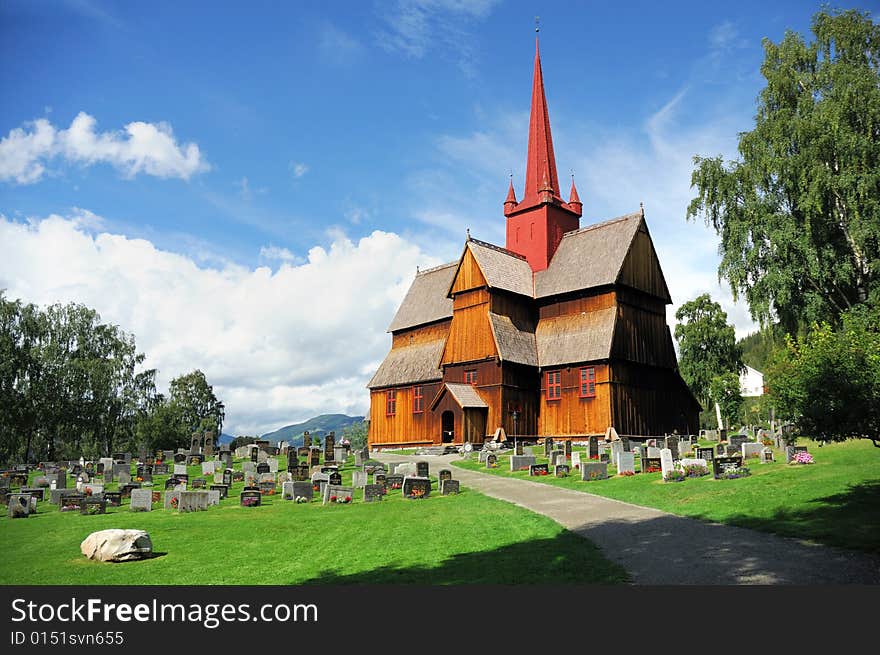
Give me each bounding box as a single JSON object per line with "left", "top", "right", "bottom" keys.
{"left": 611, "top": 302, "right": 678, "bottom": 369}
{"left": 537, "top": 364, "right": 612, "bottom": 436}
{"left": 391, "top": 320, "right": 450, "bottom": 348}
{"left": 618, "top": 226, "right": 670, "bottom": 302}
{"left": 449, "top": 248, "right": 486, "bottom": 295}
{"left": 609, "top": 362, "right": 700, "bottom": 435}
{"left": 538, "top": 290, "right": 615, "bottom": 319}
{"left": 442, "top": 295, "right": 498, "bottom": 364}
{"left": 368, "top": 383, "right": 443, "bottom": 446}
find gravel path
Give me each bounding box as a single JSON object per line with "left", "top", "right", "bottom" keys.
{"left": 374, "top": 451, "right": 880, "bottom": 584}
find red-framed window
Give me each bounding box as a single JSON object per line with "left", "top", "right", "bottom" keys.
{"left": 412, "top": 385, "right": 424, "bottom": 414}
{"left": 385, "top": 389, "right": 397, "bottom": 416}
{"left": 580, "top": 367, "right": 596, "bottom": 398}
{"left": 464, "top": 370, "right": 477, "bottom": 385}
{"left": 546, "top": 370, "right": 561, "bottom": 400}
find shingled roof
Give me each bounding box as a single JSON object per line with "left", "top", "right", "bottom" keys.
{"left": 387, "top": 262, "right": 457, "bottom": 332}
{"left": 462, "top": 239, "right": 534, "bottom": 298}
{"left": 430, "top": 383, "right": 489, "bottom": 410}
{"left": 488, "top": 312, "right": 537, "bottom": 367}
{"left": 367, "top": 339, "right": 445, "bottom": 389}
{"left": 535, "top": 211, "right": 643, "bottom": 298}
{"left": 536, "top": 306, "right": 617, "bottom": 367}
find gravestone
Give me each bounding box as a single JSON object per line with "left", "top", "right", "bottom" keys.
{"left": 49, "top": 488, "right": 77, "bottom": 505}
{"left": 729, "top": 435, "right": 749, "bottom": 452}
{"left": 334, "top": 447, "right": 347, "bottom": 463}
{"left": 515, "top": 441, "right": 524, "bottom": 456}
{"left": 679, "top": 458, "right": 708, "bottom": 469}
{"left": 581, "top": 461, "right": 608, "bottom": 481}
{"left": 742, "top": 442, "right": 763, "bottom": 459}
{"left": 309, "top": 449, "right": 321, "bottom": 468}
{"left": 153, "top": 463, "right": 169, "bottom": 475}
{"left": 641, "top": 457, "right": 661, "bottom": 473}
{"left": 544, "top": 437, "right": 554, "bottom": 456}
{"left": 292, "top": 464, "right": 309, "bottom": 482}
{"left": 385, "top": 474, "right": 404, "bottom": 490}
{"left": 210, "top": 483, "right": 229, "bottom": 500}
{"left": 104, "top": 491, "right": 122, "bottom": 507}
{"left": 177, "top": 491, "right": 209, "bottom": 512}
{"left": 192, "top": 477, "right": 206, "bottom": 489}
{"left": 716, "top": 444, "right": 726, "bottom": 456}
{"left": 510, "top": 455, "right": 536, "bottom": 471}
{"left": 256, "top": 462, "right": 270, "bottom": 475}
{"left": 610, "top": 441, "right": 623, "bottom": 468}
{"left": 117, "top": 470, "right": 132, "bottom": 485}
{"left": 363, "top": 484, "right": 384, "bottom": 503}
{"left": 322, "top": 484, "right": 354, "bottom": 505}
{"left": 303, "top": 431, "right": 311, "bottom": 448}
{"left": 256, "top": 450, "right": 268, "bottom": 464}
{"left": 696, "top": 446, "right": 714, "bottom": 461}
{"left": 374, "top": 473, "right": 387, "bottom": 487}
{"left": 438, "top": 470, "right": 452, "bottom": 484}
{"left": 311, "top": 472, "right": 330, "bottom": 497}
{"left": 761, "top": 447, "right": 774, "bottom": 463}
{"left": 60, "top": 493, "right": 84, "bottom": 512}
{"left": 396, "top": 463, "right": 417, "bottom": 477}
{"left": 588, "top": 436, "right": 599, "bottom": 459}
{"left": 485, "top": 454, "right": 498, "bottom": 469}
{"left": 240, "top": 490, "right": 262, "bottom": 507}
{"left": 174, "top": 453, "right": 187, "bottom": 464}
{"left": 617, "top": 452, "right": 635, "bottom": 474}
{"left": 7, "top": 493, "right": 32, "bottom": 518}
{"left": 564, "top": 441, "right": 572, "bottom": 456}
{"left": 282, "top": 481, "right": 296, "bottom": 500}
{"left": 329, "top": 471, "right": 342, "bottom": 486}
{"left": 402, "top": 476, "right": 431, "bottom": 499}
{"left": 554, "top": 464, "right": 570, "bottom": 477}
{"left": 268, "top": 459, "right": 279, "bottom": 473}
{"left": 173, "top": 464, "right": 187, "bottom": 476}
{"left": 660, "top": 448, "right": 675, "bottom": 479}
{"left": 80, "top": 497, "right": 107, "bottom": 515}
{"left": 206, "top": 490, "right": 220, "bottom": 507}
{"left": 324, "top": 433, "right": 336, "bottom": 462}
{"left": 571, "top": 452, "right": 581, "bottom": 469}
{"left": 189, "top": 454, "right": 204, "bottom": 466}
{"left": 664, "top": 437, "right": 680, "bottom": 460}
{"left": 416, "top": 461, "right": 429, "bottom": 477}
{"left": 713, "top": 456, "right": 743, "bottom": 478}
{"left": 292, "top": 481, "right": 313, "bottom": 502}
{"left": 21, "top": 487, "right": 44, "bottom": 501}
{"left": 646, "top": 446, "right": 661, "bottom": 459}
{"left": 529, "top": 463, "right": 549, "bottom": 476}
{"left": 440, "top": 479, "right": 460, "bottom": 495}
{"left": 130, "top": 489, "right": 153, "bottom": 512}
{"left": 352, "top": 470, "right": 367, "bottom": 488}
{"left": 201, "top": 461, "right": 216, "bottom": 476}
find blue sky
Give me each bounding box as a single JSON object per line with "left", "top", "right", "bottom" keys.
{"left": 0, "top": 0, "right": 856, "bottom": 435}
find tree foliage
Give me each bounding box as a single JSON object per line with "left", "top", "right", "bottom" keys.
{"left": 169, "top": 369, "right": 225, "bottom": 439}
{"left": 0, "top": 291, "right": 158, "bottom": 463}
{"left": 687, "top": 9, "right": 880, "bottom": 332}
{"left": 340, "top": 421, "right": 367, "bottom": 450}
{"left": 708, "top": 371, "right": 745, "bottom": 430}
{"left": 674, "top": 294, "right": 744, "bottom": 407}
{"left": 766, "top": 303, "right": 880, "bottom": 446}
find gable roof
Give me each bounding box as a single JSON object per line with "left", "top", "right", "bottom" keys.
{"left": 452, "top": 239, "right": 534, "bottom": 298}
{"left": 534, "top": 211, "right": 643, "bottom": 299}
{"left": 367, "top": 339, "right": 445, "bottom": 389}
{"left": 536, "top": 306, "right": 617, "bottom": 367}
{"left": 430, "top": 383, "right": 489, "bottom": 410}
{"left": 488, "top": 312, "right": 537, "bottom": 367}
{"left": 387, "top": 262, "right": 457, "bottom": 332}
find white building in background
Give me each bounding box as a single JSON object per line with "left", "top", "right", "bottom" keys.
{"left": 740, "top": 365, "right": 765, "bottom": 397}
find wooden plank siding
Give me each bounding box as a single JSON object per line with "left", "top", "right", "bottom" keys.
{"left": 368, "top": 382, "right": 443, "bottom": 446}
{"left": 449, "top": 247, "right": 487, "bottom": 295}
{"left": 611, "top": 302, "right": 678, "bottom": 368}
{"left": 538, "top": 290, "right": 616, "bottom": 319}
{"left": 609, "top": 362, "right": 700, "bottom": 435}
{"left": 391, "top": 320, "right": 451, "bottom": 348}
{"left": 442, "top": 296, "right": 498, "bottom": 364}
{"left": 618, "top": 226, "right": 671, "bottom": 302}
{"left": 537, "top": 363, "right": 611, "bottom": 436}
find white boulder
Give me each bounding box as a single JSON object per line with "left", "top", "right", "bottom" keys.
{"left": 80, "top": 529, "right": 153, "bottom": 562}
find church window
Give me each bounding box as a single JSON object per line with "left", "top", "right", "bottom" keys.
{"left": 385, "top": 389, "right": 397, "bottom": 416}
{"left": 464, "top": 370, "right": 477, "bottom": 385}
{"left": 546, "top": 371, "right": 561, "bottom": 400}
{"left": 579, "top": 367, "right": 596, "bottom": 398}
{"left": 412, "top": 385, "right": 424, "bottom": 413}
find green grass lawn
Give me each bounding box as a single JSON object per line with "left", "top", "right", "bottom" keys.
{"left": 454, "top": 439, "right": 880, "bottom": 554}
{"left": 0, "top": 455, "right": 628, "bottom": 585}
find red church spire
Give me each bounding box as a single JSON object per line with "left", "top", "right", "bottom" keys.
{"left": 524, "top": 37, "right": 561, "bottom": 204}
{"left": 503, "top": 32, "right": 581, "bottom": 273}
{"left": 568, "top": 175, "right": 582, "bottom": 212}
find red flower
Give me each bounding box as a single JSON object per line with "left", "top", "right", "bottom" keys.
{"left": 330, "top": 495, "right": 337, "bottom": 502}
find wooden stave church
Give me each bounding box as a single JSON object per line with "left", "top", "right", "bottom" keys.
{"left": 367, "top": 39, "right": 700, "bottom": 449}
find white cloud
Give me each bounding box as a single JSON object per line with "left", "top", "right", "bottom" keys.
{"left": 0, "top": 112, "right": 209, "bottom": 185}
{"left": 318, "top": 23, "right": 365, "bottom": 66}
{"left": 0, "top": 211, "right": 443, "bottom": 435}
{"left": 375, "top": 0, "right": 500, "bottom": 76}
{"left": 290, "top": 162, "right": 309, "bottom": 178}
{"left": 258, "top": 245, "right": 300, "bottom": 264}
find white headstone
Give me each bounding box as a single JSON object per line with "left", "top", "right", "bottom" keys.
{"left": 173, "top": 464, "right": 187, "bottom": 476}
{"left": 352, "top": 470, "right": 367, "bottom": 488}
{"left": 660, "top": 448, "right": 675, "bottom": 478}
{"left": 680, "top": 458, "right": 707, "bottom": 469}
{"left": 617, "top": 452, "right": 635, "bottom": 474}
{"left": 130, "top": 489, "right": 152, "bottom": 512}
{"left": 571, "top": 452, "right": 581, "bottom": 468}
{"left": 268, "top": 459, "right": 279, "bottom": 473}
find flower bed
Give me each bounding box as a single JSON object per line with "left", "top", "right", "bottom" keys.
{"left": 618, "top": 470, "right": 634, "bottom": 477}
{"left": 791, "top": 452, "right": 814, "bottom": 465}
{"left": 663, "top": 470, "right": 685, "bottom": 483}
{"left": 682, "top": 464, "right": 710, "bottom": 478}
{"left": 715, "top": 466, "right": 751, "bottom": 480}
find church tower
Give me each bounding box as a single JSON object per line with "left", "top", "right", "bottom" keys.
{"left": 504, "top": 37, "right": 582, "bottom": 272}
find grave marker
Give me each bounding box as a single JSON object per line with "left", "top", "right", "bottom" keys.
{"left": 580, "top": 461, "right": 608, "bottom": 481}
{"left": 130, "top": 489, "right": 153, "bottom": 512}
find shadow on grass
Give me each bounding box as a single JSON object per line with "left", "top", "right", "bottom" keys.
{"left": 707, "top": 480, "right": 880, "bottom": 555}
{"left": 295, "top": 531, "right": 630, "bottom": 585}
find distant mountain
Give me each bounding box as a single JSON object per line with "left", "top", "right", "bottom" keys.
{"left": 216, "top": 433, "right": 236, "bottom": 445}
{"left": 259, "top": 414, "right": 365, "bottom": 446}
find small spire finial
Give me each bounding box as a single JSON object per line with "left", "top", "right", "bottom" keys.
{"left": 640, "top": 201, "right": 645, "bottom": 216}
{"left": 416, "top": 265, "right": 420, "bottom": 274}
{"left": 466, "top": 227, "right": 471, "bottom": 240}
{"left": 535, "top": 16, "right": 540, "bottom": 33}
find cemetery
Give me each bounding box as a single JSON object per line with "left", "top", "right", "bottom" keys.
{"left": 0, "top": 439, "right": 627, "bottom": 585}
{"left": 454, "top": 434, "right": 880, "bottom": 554}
